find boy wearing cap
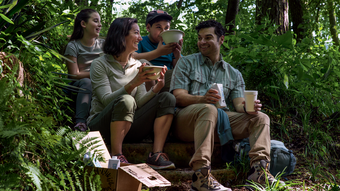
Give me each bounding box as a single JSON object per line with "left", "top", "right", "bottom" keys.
{"left": 133, "top": 9, "right": 183, "bottom": 91}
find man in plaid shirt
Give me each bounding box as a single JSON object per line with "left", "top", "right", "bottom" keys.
{"left": 169, "top": 20, "right": 284, "bottom": 191}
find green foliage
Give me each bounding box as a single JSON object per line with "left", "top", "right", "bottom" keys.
{"left": 308, "top": 163, "right": 322, "bottom": 182}
{"left": 221, "top": 17, "right": 340, "bottom": 163}
{"left": 0, "top": 74, "right": 104, "bottom": 190}
{"left": 1, "top": 0, "right": 340, "bottom": 189}
{"left": 243, "top": 170, "right": 291, "bottom": 191}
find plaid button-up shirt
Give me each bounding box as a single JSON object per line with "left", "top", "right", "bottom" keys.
{"left": 170, "top": 52, "right": 245, "bottom": 110}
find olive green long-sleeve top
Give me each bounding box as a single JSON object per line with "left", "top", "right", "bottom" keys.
{"left": 87, "top": 54, "right": 156, "bottom": 124}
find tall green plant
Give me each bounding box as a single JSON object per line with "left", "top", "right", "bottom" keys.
{"left": 0, "top": 74, "right": 103, "bottom": 189}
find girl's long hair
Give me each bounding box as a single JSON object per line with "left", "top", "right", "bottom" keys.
{"left": 69, "top": 9, "right": 97, "bottom": 41}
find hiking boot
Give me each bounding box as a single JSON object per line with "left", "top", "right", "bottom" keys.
{"left": 146, "top": 152, "right": 176, "bottom": 170}
{"left": 247, "top": 160, "right": 285, "bottom": 188}
{"left": 74, "top": 122, "right": 88, "bottom": 132}
{"left": 115, "top": 154, "right": 130, "bottom": 164}
{"left": 191, "top": 167, "right": 231, "bottom": 191}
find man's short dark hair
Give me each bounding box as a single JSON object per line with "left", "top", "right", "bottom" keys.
{"left": 195, "top": 20, "right": 225, "bottom": 39}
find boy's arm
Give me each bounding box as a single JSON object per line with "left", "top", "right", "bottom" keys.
{"left": 132, "top": 50, "right": 162, "bottom": 61}
{"left": 133, "top": 41, "right": 177, "bottom": 61}
{"left": 172, "top": 39, "right": 183, "bottom": 68}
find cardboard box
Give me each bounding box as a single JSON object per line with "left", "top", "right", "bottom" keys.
{"left": 81, "top": 131, "right": 171, "bottom": 191}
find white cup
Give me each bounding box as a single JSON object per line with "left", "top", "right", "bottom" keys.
{"left": 244, "top": 90, "right": 258, "bottom": 112}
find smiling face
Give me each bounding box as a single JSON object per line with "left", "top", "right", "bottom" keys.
{"left": 197, "top": 27, "right": 224, "bottom": 60}
{"left": 125, "top": 23, "right": 143, "bottom": 53}
{"left": 147, "top": 20, "right": 170, "bottom": 43}
{"left": 82, "top": 12, "right": 102, "bottom": 38}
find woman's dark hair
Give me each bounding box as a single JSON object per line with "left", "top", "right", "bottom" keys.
{"left": 195, "top": 20, "right": 225, "bottom": 39}
{"left": 69, "top": 9, "right": 98, "bottom": 41}
{"left": 103, "top": 18, "right": 138, "bottom": 57}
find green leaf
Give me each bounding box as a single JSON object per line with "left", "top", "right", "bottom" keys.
{"left": 239, "top": 34, "right": 256, "bottom": 42}
{"left": 322, "top": 57, "right": 333, "bottom": 81}
{"left": 23, "top": 163, "right": 42, "bottom": 191}
{"left": 25, "top": 20, "right": 69, "bottom": 40}
{"left": 0, "top": 14, "right": 13, "bottom": 24}
{"left": 283, "top": 74, "right": 289, "bottom": 89}
{"left": 0, "top": 4, "right": 13, "bottom": 9}
{"left": 273, "top": 31, "right": 294, "bottom": 50}
{"left": 233, "top": 47, "right": 248, "bottom": 53}
{"left": 0, "top": 0, "right": 29, "bottom": 30}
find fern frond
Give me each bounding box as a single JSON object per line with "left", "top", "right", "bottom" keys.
{"left": 64, "top": 166, "right": 75, "bottom": 191}
{"left": 0, "top": 126, "right": 30, "bottom": 138}
{"left": 22, "top": 162, "right": 43, "bottom": 191}
{"left": 56, "top": 126, "right": 68, "bottom": 137}
{"left": 71, "top": 164, "right": 83, "bottom": 191}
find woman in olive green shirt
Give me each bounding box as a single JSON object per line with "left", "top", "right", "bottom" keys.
{"left": 88, "top": 18, "right": 176, "bottom": 170}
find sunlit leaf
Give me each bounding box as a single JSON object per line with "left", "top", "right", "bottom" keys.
{"left": 25, "top": 20, "right": 69, "bottom": 40}
{"left": 0, "top": 14, "right": 13, "bottom": 24}
{"left": 0, "top": 4, "right": 13, "bottom": 9}
{"left": 283, "top": 74, "right": 289, "bottom": 89}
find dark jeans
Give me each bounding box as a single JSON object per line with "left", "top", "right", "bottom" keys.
{"left": 69, "top": 78, "right": 92, "bottom": 124}
{"left": 88, "top": 92, "right": 176, "bottom": 144}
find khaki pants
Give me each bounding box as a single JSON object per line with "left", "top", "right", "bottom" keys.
{"left": 173, "top": 104, "right": 271, "bottom": 171}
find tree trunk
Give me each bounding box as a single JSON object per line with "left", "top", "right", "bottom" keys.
{"left": 289, "top": 0, "right": 305, "bottom": 42}
{"left": 326, "top": 0, "right": 340, "bottom": 46}
{"left": 225, "top": 0, "right": 240, "bottom": 35}
{"left": 256, "top": 0, "right": 289, "bottom": 35}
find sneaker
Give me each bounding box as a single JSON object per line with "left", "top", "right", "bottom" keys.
{"left": 115, "top": 154, "right": 130, "bottom": 164}
{"left": 74, "top": 122, "right": 88, "bottom": 132}
{"left": 146, "top": 152, "right": 176, "bottom": 170}
{"left": 247, "top": 160, "right": 285, "bottom": 188}
{"left": 191, "top": 167, "right": 231, "bottom": 191}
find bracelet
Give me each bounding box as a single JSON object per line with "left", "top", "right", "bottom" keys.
{"left": 243, "top": 106, "right": 249, "bottom": 114}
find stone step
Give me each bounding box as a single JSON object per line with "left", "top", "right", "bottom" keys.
{"left": 156, "top": 168, "right": 235, "bottom": 185}
{"left": 122, "top": 142, "right": 226, "bottom": 168}
{"left": 121, "top": 142, "right": 236, "bottom": 186}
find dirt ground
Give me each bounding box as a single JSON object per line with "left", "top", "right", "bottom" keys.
{"left": 146, "top": 147, "right": 340, "bottom": 191}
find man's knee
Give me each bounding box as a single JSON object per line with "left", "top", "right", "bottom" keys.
{"left": 255, "top": 112, "right": 270, "bottom": 125}
{"left": 197, "top": 104, "right": 218, "bottom": 122}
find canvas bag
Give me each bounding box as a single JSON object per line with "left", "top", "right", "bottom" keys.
{"left": 230, "top": 139, "right": 296, "bottom": 177}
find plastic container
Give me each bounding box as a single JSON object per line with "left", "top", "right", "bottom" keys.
{"left": 83, "top": 152, "right": 102, "bottom": 167}
{"left": 108, "top": 156, "right": 120, "bottom": 169}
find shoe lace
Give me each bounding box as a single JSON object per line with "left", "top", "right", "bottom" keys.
{"left": 206, "top": 173, "right": 221, "bottom": 188}
{"left": 154, "top": 152, "right": 169, "bottom": 162}
{"left": 257, "top": 162, "right": 275, "bottom": 183}
{"left": 117, "top": 155, "right": 129, "bottom": 163}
